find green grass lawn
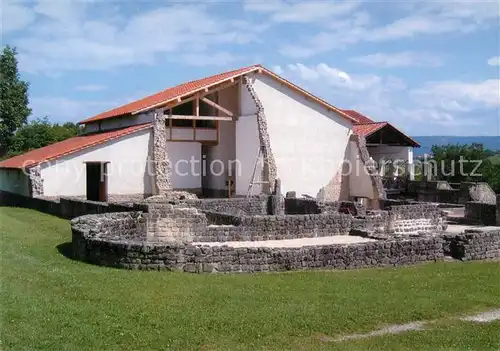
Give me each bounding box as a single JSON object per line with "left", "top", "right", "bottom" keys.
{"left": 1, "top": 207, "right": 500, "bottom": 350}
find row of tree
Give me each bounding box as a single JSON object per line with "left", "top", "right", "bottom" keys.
{"left": 428, "top": 143, "right": 500, "bottom": 193}
{"left": 1, "top": 46, "right": 79, "bottom": 159}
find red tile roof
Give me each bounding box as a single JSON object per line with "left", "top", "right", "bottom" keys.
{"left": 342, "top": 109, "right": 376, "bottom": 125}
{"left": 342, "top": 109, "right": 420, "bottom": 147}
{"left": 0, "top": 123, "right": 152, "bottom": 169}
{"left": 352, "top": 122, "right": 387, "bottom": 137}
{"left": 79, "top": 65, "right": 262, "bottom": 124}
{"left": 79, "top": 64, "right": 358, "bottom": 125}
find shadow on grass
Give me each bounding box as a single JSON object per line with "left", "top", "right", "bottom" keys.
{"left": 56, "top": 242, "right": 74, "bottom": 260}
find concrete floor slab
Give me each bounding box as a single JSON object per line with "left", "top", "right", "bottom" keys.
{"left": 193, "top": 235, "right": 375, "bottom": 248}
{"left": 445, "top": 224, "right": 500, "bottom": 234}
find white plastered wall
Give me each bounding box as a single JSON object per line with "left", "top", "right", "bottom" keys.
{"left": 235, "top": 82, "right": 261, "bottom": 196}
{"left": 348, "top": 141, "right": 376, "bottom": 199}
{"left": 167, "top": 142, "right": 201, "bottom": 190}
{"left": 367, "top": 145, "right": 413, "bottom": 177}
{"left": 41, "top": 129, "right": 154, "bottom": 197}
{"left": 243, "top": 73, "right": 353, "bottom": 197}
{"left": 0, "top": 168, "right": 30, "bottom": 196}
{"left": 203, "top": 85, "right": 237, "bottom": 191}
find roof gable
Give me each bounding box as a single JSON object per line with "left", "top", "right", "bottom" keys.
{"left": 0, "top": 123, "right": 152, "bottom": 169}
{"left": 79, "top": 64, "right": 358, "bottom": 125}
{"left": 346, "top": 109, "right": 420, "bottom": 147}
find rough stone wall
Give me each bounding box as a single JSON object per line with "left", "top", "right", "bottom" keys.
{"left": 284, "top": 198, "right": 366, "bottom": 216}
{"left": 443, "top": 230, "right": 500, "bottom": 261}
{"left": 28, "top": 165, "right": 44, "bottom": 197}
{"left": 497, "top": 195, "right": 500, "bottom": 226}
{"left": 152, "top": 112, "right": 172, "bottom": 195}
{"left": 192, "top": 213, "right": 353, "bottom": 242}
{"left": 108, "top": 193, "right": 152, "bottom": 204}
{"left": 318, "top": 156, "right": 350, "bottom": 202}
{"left": 465, "top": 201, "right": 497, "bottom": 225}
{"left": 388, "top": 204, "right": 447, "bottom": 235}
{"left": 146, "top": 203, "right": 207, "bottom": 242}
{"left": 459, "top": 182, "right": 496, "bottom": 205}
{"left": 351, "top": 204, "right": 447, "bottom": 237}
{"left": 243, "top": 76, "right": 277, "bottom": 194}
{"left": 71, "top": 233, "right": 444, "bottom": 273}
{"left": 354, "top": 135, "right": 386, "bottom": 200}
{"left": 186, "top": 196, "right": 268, "bottom": 215}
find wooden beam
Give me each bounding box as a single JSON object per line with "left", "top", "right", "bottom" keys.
{"left": 201, "top": 97, "right": 234, "bottom": 117}
{"left": 165, "top": 114, "right": 233, "bottom": 121}
{"left": 134, "top": 79, "right": 242, "bottom": 115}
{"left": 195, "top": 96, "right": 199, "bottom": 117}
{"left": 159, "top": 80, "right": 239, "bottom": 114}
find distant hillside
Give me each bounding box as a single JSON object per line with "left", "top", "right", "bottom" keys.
{"left": 413, "top": 136, "right": 500, "bottom": 156}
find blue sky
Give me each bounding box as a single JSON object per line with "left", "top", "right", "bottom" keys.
{"left": 1, "top": 0, "right": 499, "bottom": 136}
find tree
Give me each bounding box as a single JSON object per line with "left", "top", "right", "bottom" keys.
{"left": 430, "top": 143, "right": 499, "bottom": 192}
{"left": 6, "top": 118, "right": 80, "bottom": 158}
{"left": 0, "top": 46, "right": 32, "bottom": 153}
{"left": 430, "top": 143, "right": 493, "bottom": 183}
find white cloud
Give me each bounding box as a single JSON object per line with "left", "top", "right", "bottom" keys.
{"left": 244, "top": 0, "right": 360, "bottom": 23}
{"left": 285, "top": 63, "right": 391, "bottom": 91}
{"left": 10, "top": 2, "right": 266, "bottom": 74}
{"left": 178, "top": 52, "right": 241, "bottom": 67}
{"left": 350, "top": 51, "right": 443, "bottom": 68}
{"left": 488, "top": 56, "right": 500, "bottom": 66}
{"left": 30, "top": 97, "right": 116, "bottom": 123}
{"left": 412, "top": 80, "right": 500, "bottom": 110}
{"left": 0, "top": 1, "right": 36, "bottom": 34}
{"left": 273, "top": 62, "right": 497, "bottom": 135}
{"left": 75, "top": 84, "right": 107, "bottom": 92}
{"left": 278, "top": 1, "right": 499, "bottom": 59}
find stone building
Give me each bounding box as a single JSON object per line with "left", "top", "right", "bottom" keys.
{"left": 0, "top": 64, "right": 418, "bottom": 203}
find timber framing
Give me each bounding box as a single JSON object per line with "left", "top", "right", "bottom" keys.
{"left": 129, "top": 66, "right": 357, "bottom": 124}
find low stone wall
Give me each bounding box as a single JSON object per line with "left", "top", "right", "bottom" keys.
{"left": 71, "top": 229, "right": 445, "bottom": 273}
{"left": 389, "top": 204, "right": 447, "bottom": 235}
{"left": 147, "top": 203, "right": 208, "bottom": 242}
{"left": 193, "top": 213, "right": 353, "bottom": 242}
{"left": 443, "top": 230, "right": 500, "bottom": 261}
{"left": 284, "top": 198, "right": 366, "bottom": 216}
{"left": 465, "top": 202, "right": 497, "bottom": 225}
{"left": 186, "top": 196, "right": 268, "bottom": 215}
{"left": 352, "top": 204, "right": 446, "bottom": 237}
{"left": 0, "top": 190, "right": 146, "bottom": 219}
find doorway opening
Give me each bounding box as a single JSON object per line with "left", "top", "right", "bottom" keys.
{"left": 86, "top": 162, "right": 108, "bottom": 202}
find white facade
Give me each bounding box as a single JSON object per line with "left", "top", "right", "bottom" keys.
{"left": 348, "top": 141, "right": 376, "bottom": 198}
{"left": 167, "top": 141, "right": 201, "bottom": 190}
{"left": 41, "top": 129, "right": 154, "bottom": 197}
{"left": 243, "top": 74, "right": 353, "bottom": 197}
{"left": 367, "top": 145, "right": 413, "bottom": 178}
{"left": 0, "top": 168, "right": 30, "bottom": 196}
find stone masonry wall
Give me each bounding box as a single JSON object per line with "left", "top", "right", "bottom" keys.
{"left": 71, "top": 231, "right": 444, "bottom": 273}
{"left": 186, "top": 196, "right": 268, "bottom": 216}
{"left": 243, "top": 76, "right": 277, "bottom": 194}
{"left": 146, "top": 203, "right": 207, "bottom": 242}
{"left": 192, "top": 213, "right": 353, "bottom": 242}
{"left": 152, "top": 111, "right": 172, "bottom": 195}
{"left": 28, "top": 165, "right": 44, "bottom": 197}
{"left": 443, "top": 230, "right": 500, "bottom": 261}
{"left": 465, "top": 201, "right": 497, "bottom": 226}
{"left": 388, "top": 204, "right": 447, "bottom": 235}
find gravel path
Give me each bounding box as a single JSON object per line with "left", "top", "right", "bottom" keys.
{"left": 193, "top": 235, "right": 375, "bottom": 248}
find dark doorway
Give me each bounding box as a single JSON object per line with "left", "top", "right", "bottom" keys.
{"left": 86, "top": 162, "right": 108, "bottom": 202}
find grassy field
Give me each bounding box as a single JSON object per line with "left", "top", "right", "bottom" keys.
{"left": 1, "top": 207, "right": 500, "bottom": 350}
